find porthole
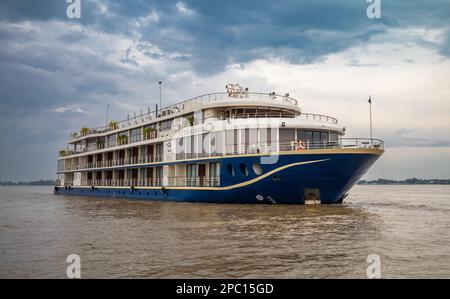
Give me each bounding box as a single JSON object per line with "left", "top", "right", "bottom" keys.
{"left": 252, "top": 162, "right": 263, "bottom": 175}
{"left": 239, "top": 163, "right": 248, "bottom": 176}
{"left": 227, "top": 164, "right": 235, "bottom": 176}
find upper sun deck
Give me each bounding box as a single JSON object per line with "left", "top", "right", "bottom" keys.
{"left": 68, "top": 89, "right": 302, "bottom": 143}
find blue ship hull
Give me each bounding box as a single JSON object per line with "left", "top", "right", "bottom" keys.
{"left": 54, "top": 149, "right": 382, "bottom": 204}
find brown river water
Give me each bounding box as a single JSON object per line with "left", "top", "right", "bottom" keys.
{"left": 0, "top": 185, "right": 449, "bottom": 278}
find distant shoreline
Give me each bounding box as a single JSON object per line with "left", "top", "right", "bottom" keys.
{"left": 0, "top": 180, "right": 56, "bottom": 186}
{"left": 1, "top": 179, "right": 449, "bottom": 186}
{"left": 358, "top": 178, "right": 450, "bottom": 185}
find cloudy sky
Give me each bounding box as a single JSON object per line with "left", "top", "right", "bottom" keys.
{"left": 0, "top": 0, "right": 449, "bottom": 181}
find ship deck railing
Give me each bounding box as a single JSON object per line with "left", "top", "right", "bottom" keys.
{"left": 79, "top": 179, "right": 163, "bottom": 187}
{"left": 216, "top": 112, "right": 337, "bottom": 124}
{"left": 62, "top": 115, "right": 341, "bottom": 159}
{"left": 278, "top": 138, "right": 384, "bottom": 151}
{"left": 68, "top": 92, "right": 300, "bottom": 142}
{"left": 60, "top": 138, "right": 383, "bottom": 172}
{"left": 63, "top": 155, "right": 163, "bottom": 171}
{"left": 64, "top": 178, "right": 221, "bottom": 188}
{"left": 167, "top": 176, "right": 220, "bottom": 187}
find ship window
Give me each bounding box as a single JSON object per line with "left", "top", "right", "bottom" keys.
{"left": 297, "top": 130, "right": 312, "bottom": 142}
{"left": 225, "top": 129, "right": 238, "bottom": 155}
{"left": 330, "top": 132, "right": 338, "bottom": 142}
{"left": 209, "top": 162, "right": 220, "bottom": 187}
{"left": 176, "top": 137, "right": 184, "bottom": 160}
{"left": 209, "top": 162, "right": 220, "bottom": 177}
{"left": 299, "top": 131, "right": 308, "bottom": 140}
{"left": 241, "top": 128, "right": 258, "bottom": 154}
{"left": 202, "top": 133, "right": 209, "bottom": 157}
{"left": 239, "top": 163, "right": 248, "bottom": 176}
{"left": 320, "top": 132, "right": 328, "bottom": 141}
{"left": 107, "top": 134, "right": 116, "bottom": 147}
{"left": 279, "top": 129, "right": 295, "bottom": 150}
{"left": 211, "top": 131, "right": 224, "bottom": 156}
{"left": 252, "top": 162, "right": 263, "bottom": 175}
{"left": 183, "top": 136, "right": 191, "bottom": 159}
{"left": 195, "top": 134, "right": 202, "bottom": 158}
{"left": 159, "top": 119, "right": 173, "bottom": 131}
{"left": 130, "top": 128, "right": 141, "bottom": 143}
{"left": 210, "top": 132, "right": 216, "bottom": 156}
{"left": 312, "top": 131, "right": 321, "bottom": 141}
{"left": 87, "top": 138, "right": 96, "bottom": 151}
{"left": 227, "top": 164, "right": 235, "bottom": 176}
{"left": 260, "top": 128, "right": 276, "bottom": 150}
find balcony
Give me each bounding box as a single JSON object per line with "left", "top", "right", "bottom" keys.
{"left": 59, "top": 138, "right": 383, "bottom": 172}
{"left": 278, "top": 138, "right": 384, "bottom": 151}
{"left": 81, "top": 178, "right": 162, "bottom": 187}
{"left": 62, "top": 155, "right": 164, "bottom": 171}
{"left": 67, "top": 92, "right": 300, "bottom": 142}
{"left": 75, "top": 177, "right": 220, "bottom": 188}
{"left": 59, "top": 150, "right": 81, "bottom": 157}
{"left": 168, "top": 176, "right": 220, "bottom": 187}
{"left": 214, "top": 112, "right": 337, "bottom": 125}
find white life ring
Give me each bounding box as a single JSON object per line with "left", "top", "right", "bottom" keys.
{"left": 295, "top": 140, "right": 306, "bottom": 150}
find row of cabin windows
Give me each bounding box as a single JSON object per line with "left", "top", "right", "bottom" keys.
{"left": 85, "top": 125, "right": 159, "bottom": 149}
{"left": 279, "top": 129, "right": 339, "bottom": 143}
{"left": 83, "top": 167, "right": 163, "bottom": 179}
{"left": 79, "top": 164, "right": 222, "bottom": 183}
{"left": 176, "top": 129, "right": 276, "bottom": 157}
{"left": 227, "top": 162, "right": 263, "bottom": 177}
{"left": 297, "top": 130, "right": 338, "bottom": 142}
{"left": 186, "top": 162, "right": 220, "bottom": 178}
{"left": 159, "top": 119, "right": 173, "bottom": 132}
{"left": 176, "top": 128, "right": 339, "bottom": 156}
{"left": 79, "top": 128, "right": 340, "bottom": 158}
{"left": 77, "top": 144, "right": 164, "bottom": 162}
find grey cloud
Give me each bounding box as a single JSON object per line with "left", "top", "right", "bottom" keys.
{"left": 1, "top": 0, "right": 450, "bottom": 181}
{"left": 385, "top": 128, "right": 450, "bottom": 147}
{"left": 2, "top": 1, "right": 450, "bottom": 73}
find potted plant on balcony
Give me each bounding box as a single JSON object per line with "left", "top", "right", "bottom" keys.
{"left": 109, "top": 121, "right": 118, "bottom": 130}
{"left": 96, "top": 141, "right": 105, "bottom": 150}
{"left": 186, "top": 115, "right": 194, "bottom": 126}
{"left": 118, "top": 134, "right": 128, "bottom": 145}
{"left": 80, "top": 127, "right": 90, "bottom": 136}
{"left": 143, "top": 127, "right": 156, "bottom": 140}
{"left": 59, "top": 149, "right": 67, "bottom": 157}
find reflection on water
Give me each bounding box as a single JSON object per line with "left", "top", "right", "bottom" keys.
{"left": 0, "top": 185, "right": 449, "bottom": 278}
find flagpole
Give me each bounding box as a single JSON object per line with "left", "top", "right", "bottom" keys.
{"left": 159, "top": 81, "right": 162, "bottom": 109}
{"left": 369, "top": 96, "right": 373, "bottom": 146}
{"left": 106, "top": 104, "right": 110, "bottom": 127}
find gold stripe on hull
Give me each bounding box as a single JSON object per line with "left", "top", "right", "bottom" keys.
{"left": 70, "top": 159, "right": 329, "bottom": 191}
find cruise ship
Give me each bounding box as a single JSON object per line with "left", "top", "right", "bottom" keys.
{"left": 54, "top": 84, "right": 384, "bottom": 204}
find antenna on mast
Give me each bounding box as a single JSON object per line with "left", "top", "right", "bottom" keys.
{"left": 368, "top": 95, "right": 373, "bottom": 146}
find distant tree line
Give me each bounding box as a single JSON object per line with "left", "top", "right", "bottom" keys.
{"left": 0, "top": 180, "right": 56, "bottom": 186}
{"left": 1, "top": 178, "right": 449, "bottom": 186}
{"left": 358, "top": 178, "right": 450, "bottom": 185}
